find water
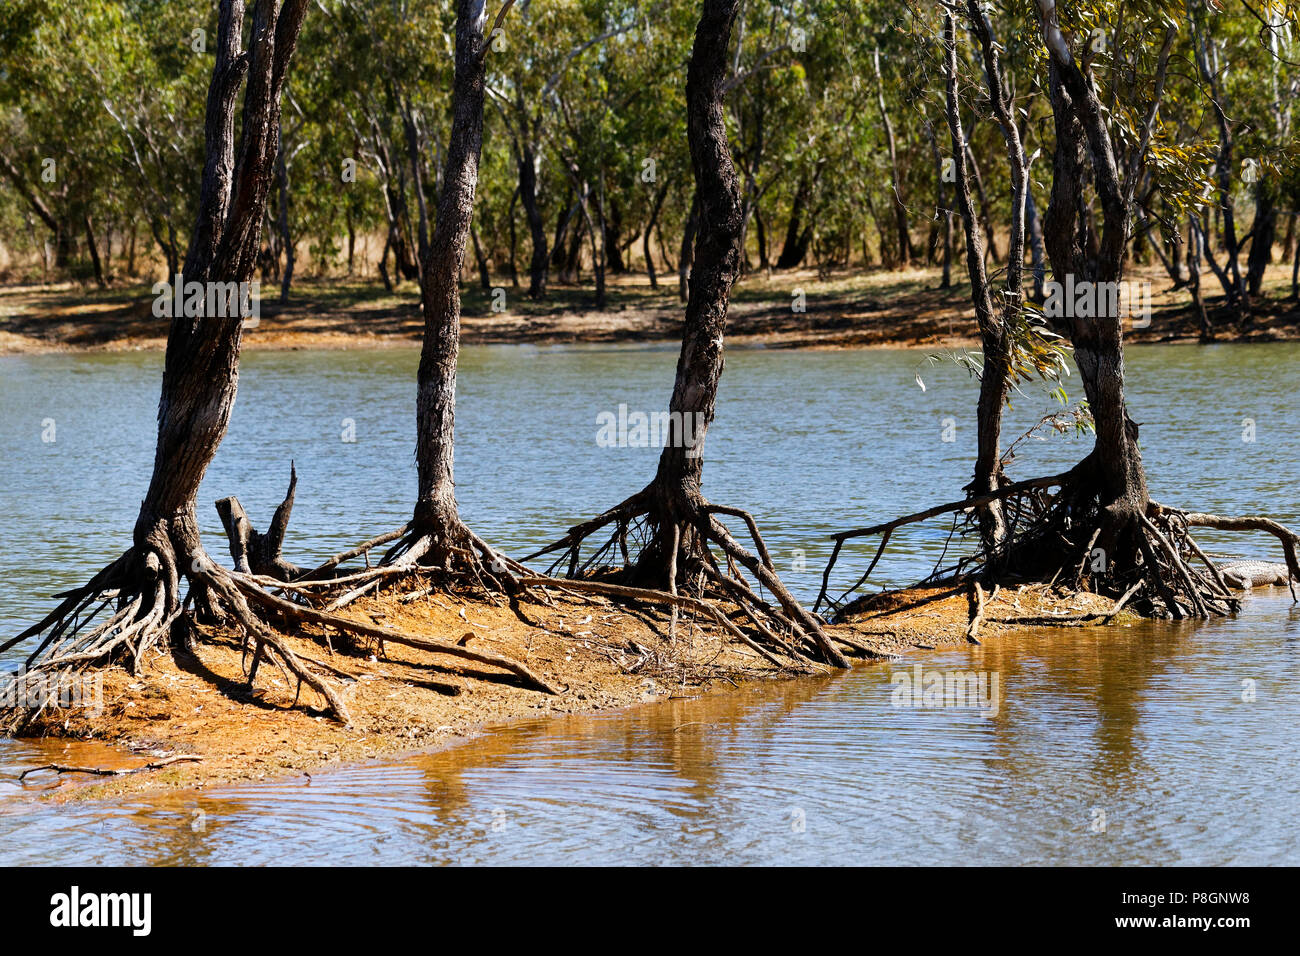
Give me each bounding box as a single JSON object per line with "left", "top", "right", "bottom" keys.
{"left": 1, "top": 342, "right": 1298, "bottom": 864}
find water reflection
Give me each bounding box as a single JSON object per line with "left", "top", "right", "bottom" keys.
{"left": 1, "top": 593, "right": 1297, "bottom": 865}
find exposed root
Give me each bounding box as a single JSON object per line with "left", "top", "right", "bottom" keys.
{"left": 235, "top": 482, "right": 532, "bottom": 614}
{"left": 818, "top": 468, "right": 1262, "bottom": 625}
{"left": 526, "top": 484, "right": 851, "bottom": 669}
{"left": 0, "top": 549, "right": 188, "bottom": 733}
{"left": 224, "top": 570, "right": 561, "bottom": 694}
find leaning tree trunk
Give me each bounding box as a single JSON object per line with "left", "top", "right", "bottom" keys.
{"left": 950, "top": 3, "right": 1029, "bottom": 550}
{"left": 2, "top": 0, "right": 318, "bottom": 728}
{"left": 644, "top": 181, "right": 669, "bottom": 288}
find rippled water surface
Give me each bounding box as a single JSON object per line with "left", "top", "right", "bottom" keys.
{"left": 1, "top": 343, "right": 1297, "bottom": 864}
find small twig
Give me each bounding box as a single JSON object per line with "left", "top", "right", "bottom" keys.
{"left": 19, "top": 754, "right": 202, "bottom": 780}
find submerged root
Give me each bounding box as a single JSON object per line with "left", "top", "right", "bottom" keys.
{"left": 526, "top": 483, "right": 851, "bottom": 669}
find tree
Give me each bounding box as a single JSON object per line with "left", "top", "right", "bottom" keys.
{"left": 529, "top": 0, "right": 850, "bottom": 669}
{"left": 0, "top": 0, "right": 348, "bottom": 726}
{"left": 819, "top": 0, "right": 1268, "bottom": 623}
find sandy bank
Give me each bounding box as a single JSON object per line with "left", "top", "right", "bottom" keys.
{"left": 6, "top": 579, "right": 1121, "bottom": 801}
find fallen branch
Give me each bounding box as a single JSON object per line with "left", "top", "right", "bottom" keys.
{"left": 18, "top": 754, "right": 202, "bottom": 780}
{"left": 1180, "top": 511, "right": 1300, "bottom": 601}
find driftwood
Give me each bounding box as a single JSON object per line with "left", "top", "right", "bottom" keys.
{"left": 216, "top": 463, "right": 305, "bottom": 580}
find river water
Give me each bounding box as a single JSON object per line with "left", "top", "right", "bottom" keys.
{"left": 1, "top": 343, "right": 1297, "bottom": 864}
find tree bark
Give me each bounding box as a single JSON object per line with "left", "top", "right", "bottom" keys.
{"left": 519, "top": 142, "right": 549, "bottom": 298}
{"left": 678, "top": 189, "right": 699, "bottom": 302}
{"left": 412, "top": 0, "right": 490, "bottom": 559}
{"left": 137, "top": 0, "right": 309, "bottom": 607}
{"left": 647, "top": 0, "right": 743, "bottom": 516}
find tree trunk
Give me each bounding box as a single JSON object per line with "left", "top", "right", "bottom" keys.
{"left": 753, "top": 200, "right": 769, "bottom": 271}
{"left": 644, "top": 181, "right": 669, "bottom": 288}
{"left": 1024, "top": 184, "right": 1047, "bottom": 300}
{"left": 1192, "top": 19, "right": 1249, "bottom": 322}
{"left": 83, "top": 214, "right": 106, "bottom": 288}
{"left": 471, "top": 225, "right": 491, "bottom": 290}
{"left": 519, "top": 142, "right": 548, "bottom": 298}
{"left": 775, "top": 172, "right": 813, "bottom": 269}
{"left": 563, "top": 207, "right": 584, "bottom": 282}
{"left": 1188, "top": 215, "right": 1213, "bottom": 340}
{"left": 346, "top": 207, "right": 355, "bottom": 277}
{"left": 412, "top": 0, "right": 489, "bottom": 559}
{"left": 275, "top": 136, "right": 294, "bottom": 303}
{"left": 640, "top": 0, "right": 745, "bottom": 567}
{"left": 507, "top": 186, "right": 520, "bottom": 287}
{"left": 604, "top": 196, "right": 625, "bottom": 274}
{"left": 575, "top": 181, "right": 606, "bottom": 309}
{"left": 1246, "top": 179, "right": 1277, "bottom": 298}
{"left": 1038, "top": 8, "right": 1150, "bottom": 561}
{"left": 137, "top": 0, "right": 309, "bottom": 603}
{"left": 953, "top": 5, "right": 1023, "bottom": 548}
{"left": 550, "top": 191, "right": 573, "bottom": 272}
{"left": 874, "top": 48, "right": 911, "bottom": 268}
{"left": 678, "top": 190, "right": 699, "bottom": 302}
{"left": 402, "top": 100, "right": 431, "bottom": 269}
{"left": 1292, "top": 225, "right": 1300, "bottom": 299}
{"left": 964, "top": 137, "right": 1000, "bottom": 263}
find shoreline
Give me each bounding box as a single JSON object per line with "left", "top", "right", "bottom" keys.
{"left": 4, "top": 581, "right": 1120, "bottom": 803}
{"left": 5, "top": 265, "right": 1300, "bottom": 356}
